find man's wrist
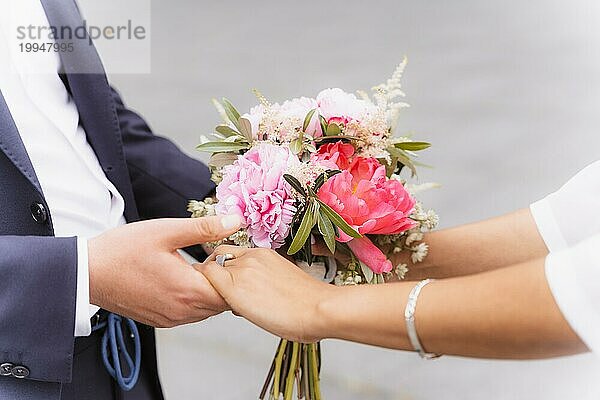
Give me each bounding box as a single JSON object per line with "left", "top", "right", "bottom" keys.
{"left": 87, "top": 236, "right": 105, "bottom": 309}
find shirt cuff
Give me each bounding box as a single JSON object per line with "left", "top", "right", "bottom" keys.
{"left": 545, "top": 240, "right": 600, "bottom": 354}
{"left": 530, "top": 198, "right": 569, "bottom": 252}
{"left": 75, "top": 238, "right": 93, "bottom": 337}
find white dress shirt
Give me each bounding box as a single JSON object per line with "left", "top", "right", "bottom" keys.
{"left": 531, "top": 160, "right": 600, "bottom": 354}
{"left": 0, "top": 1, "right": 126, "bottom": 336}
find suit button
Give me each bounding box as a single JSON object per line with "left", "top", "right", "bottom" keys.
{"left": 11, "top": 365, "right": 29, "bottom": 379}
{"left": 30, "top": 202, "right": 48, "bottom": 224}
{"left": 0, "top": 363, "right": 13, "bottom": 376}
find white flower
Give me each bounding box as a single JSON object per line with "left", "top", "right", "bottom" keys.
{"left": 242, "top": 97, "right": 321, "bottom": 142}
{"left": 411, "top": 242, "right": 429, "bottom": 264}
{"left": 316, "top": 88, "right": 376, "bottom": 123}
{"left": 423, "top": 210, "right": 439, "bottom": 230}
{"left": 395, "top": 263, "right": 409, "bottom": 280}
{"left": 285, "top": 162, "right": 328, "bottom": 196}
{"left": 371, "top": 57, "right": 409, "bottom": 131}
{"left": 187, "top": 199, "right": 217, "bottom": 218}
{"left": 279, "top": 97, "right": 321, "bottom": 137}
{"left": 334, "top": 271, "right": 344, "bottom": 286}
{"left": 405, "top": 231, "right": 424, "bottom": 247}
{"left": 229, "top": 229, "right": 252, "bottom": 247}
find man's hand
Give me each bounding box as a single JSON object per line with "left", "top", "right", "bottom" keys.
{"left": 88, "top": 215, "right": 241, "bottom": 328}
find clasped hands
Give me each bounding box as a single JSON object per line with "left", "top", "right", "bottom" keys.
{"left": 88, "top": 215, "right": 332, "bottom": 342}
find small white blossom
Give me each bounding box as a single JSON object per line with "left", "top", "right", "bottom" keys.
{"left": 334, "top": 271, "right": 344, "bottom": 286}
{"left": 411, "top": 243, "right": 429, "bottom": 264}
{"left": 405, "top": 231, "right": 424, "bottom": 247}
{"left": 395, "top": 263, "right": 409, "bottom": 280}
{"left": 423, "top": 209, "right": 439, "bottom": 230}
{"left": 285, "top": 162, "right": 328, "bottom": 197}
{"left": 187, "top": 199, "right": 217, "bottom": 218}
{"left": 229, "top": 229, "right": 252, "bottom": 247}
{"left": 344, "top": 276, "right": 358, "bottom": 286}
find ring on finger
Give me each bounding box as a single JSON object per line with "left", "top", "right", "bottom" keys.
{"left": 215, "top": 253, "right": 236, "bottom": 267}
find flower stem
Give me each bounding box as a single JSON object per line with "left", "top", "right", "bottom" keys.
{"left": 284, "top": 342, "right": 300, "bottom": 400}
{"left": 302, "top": 344, "right": 311, "bottom": 400}
{"left": 272, "top": 339, "right": 288, "bottom": 399}
{"left": 309, "top": 343, "right": 322, "bottom": 400}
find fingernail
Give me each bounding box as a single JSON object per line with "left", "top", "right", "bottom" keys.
{"left": 221, "top": 214, "right": 241, "bottom": 230}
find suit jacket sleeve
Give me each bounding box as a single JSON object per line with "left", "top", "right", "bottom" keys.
{"left": 0, "top": 236, "right": 77, "bottom": 383}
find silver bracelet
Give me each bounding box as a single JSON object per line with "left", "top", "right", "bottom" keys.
{"left": 404, "top": 279, "right": 442, "bottom": 360}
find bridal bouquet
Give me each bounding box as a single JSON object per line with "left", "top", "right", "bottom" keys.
{"left": 189, "top": 59, "right": 437, "bottom": 399}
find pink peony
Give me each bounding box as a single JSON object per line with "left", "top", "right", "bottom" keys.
{"left": 216, "top": 143, "right": 300, "bottom": 249}
{"left": 311, "top": 141, "right": 355, "bottom": 170}
{"left": 316, "top": 88, "right": 376, "bottom": 125}
{"left": 317, "top": 157, "right": 416, "bottom": 273}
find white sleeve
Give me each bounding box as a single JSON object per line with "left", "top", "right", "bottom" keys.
{"left": 545, "top": 234, "right": 600, "bottom": 354}
{"left": 75, "top": 238, "right": 100, "bottom": 337}
{"left": 530, "top": 160, "right": 600, "bottom": 252}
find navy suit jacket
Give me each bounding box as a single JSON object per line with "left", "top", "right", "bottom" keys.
{"left": 0, "top": 1, "right": 214, "bottom": 398}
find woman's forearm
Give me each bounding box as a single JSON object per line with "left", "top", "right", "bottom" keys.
{"left": 318, "top": 257, "right": 587, "bottom": 359}
{"left": 400, "top": 208, "right": 550, "bottom": 280}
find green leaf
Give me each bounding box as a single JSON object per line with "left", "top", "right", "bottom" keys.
{"left": 303, "top": 234, "right": 314, "bottom": 265}
{"left": 238, "top": 117, "right": 254, "bottom": 142}
{"left": 359, "top": 261, "right": 374, "bottom": 284}
{"left": 317, "top": 212, "right": 336, "bottom": 254}
{"left": 316, "top": 199, "right": 361, "bottom": 238}
{"left": 283, "top": 174, "right": 306, "bottom": 197}
{"left": 289, "top": 138, "right": 303, "bottom": 155}
{"left": 302, "top": 109, "right": 317, "bottom": 132}
{"left": 208, "top": 152, "right": 238, "bottom": 168}
{"left": 288, "top": 202, "right": 317, "bottom": 255}
{"left": 215, "top": 124, "right": 238, "bottom": 137}
{"left": 221, "top": 98, "right": 241, "bottom": 130}
{"left": 397, "top": 153, "right": 417, "bottom": 177}
{"left": 319, "top": 115, "right": 328, "bottom": 134}
{"left": 313, "top": 170, "right": 341, "bottom": 192}
{"left": 326, "top": 123, "right": 341, "bottom": 136}
{"left": 196, "top": 141, "right": 249, "bottom": 153}
{"left": 394, "top": 141, "right": 431, "bottom": 151}
{"left": 387, "top": 146, "right": 417, "bottom": 177}
{"left": 385, "top": 156, "right": 399, "bottom": 177}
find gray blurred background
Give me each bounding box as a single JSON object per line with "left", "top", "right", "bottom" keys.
{"left": 83, "top": 1, "right": 600, "bottom": 398}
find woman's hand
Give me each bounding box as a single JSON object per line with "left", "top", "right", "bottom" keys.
{"left": 196, "top": 245, "right": 338, "bottom": 343}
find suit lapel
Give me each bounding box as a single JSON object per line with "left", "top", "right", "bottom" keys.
{"left": 39, "top": 0, "right": 138, "bottom": 221}
{"left": 0, "top": 90, "right": 43, "bottom": 195}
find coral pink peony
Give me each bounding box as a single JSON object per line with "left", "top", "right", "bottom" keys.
{"left": 317, "top": 157, "right": 416, "bottom": 273}
{"left": 310, "top": 141, "right": 355, "bottom": 170}
{"left": 216, "top": 143, "right": 300, "bottom": 249}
